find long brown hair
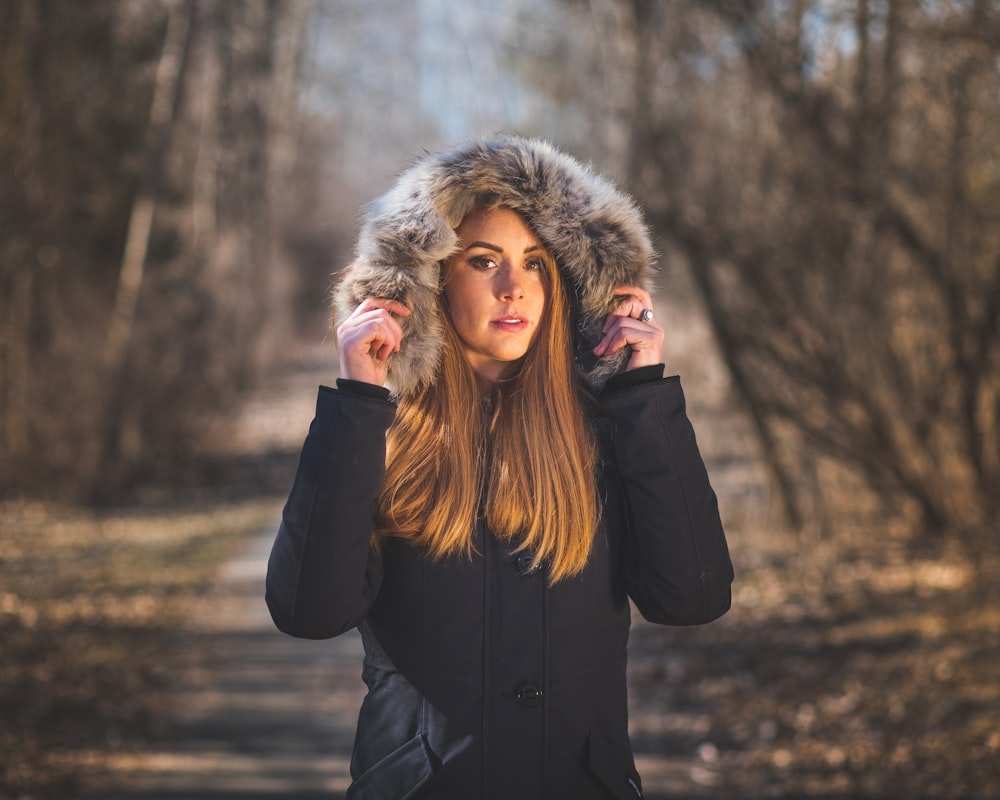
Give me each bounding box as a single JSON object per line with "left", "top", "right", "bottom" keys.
{"left": 376, "top": 216, "right": 599, "bottom": 583}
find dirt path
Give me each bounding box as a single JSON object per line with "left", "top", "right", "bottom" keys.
{"left": 80, "top": 526, "right": 367, "bottom": 799}
{"left": 76, "top": 342, "right": 372, "bottom": 799}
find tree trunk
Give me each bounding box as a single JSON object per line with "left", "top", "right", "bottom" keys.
{"left": 84, "top": 0, "right": 193, "bottom": 498}
{"left": 1, "top": 1, "right": 44, "bottom": 490}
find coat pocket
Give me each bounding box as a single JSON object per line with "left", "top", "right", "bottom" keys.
{"left": 585, "top": 731, "right": 643, "bottom": 800}
{"left": 346, "top": 732, "right": 437, "bottom": 800}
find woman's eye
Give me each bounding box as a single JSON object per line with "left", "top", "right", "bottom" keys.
{"left": 469, "top": 255, "right": 497, "bottom": 271}
{"left": 525, "top": 259, "right": 543, "bottom": 272}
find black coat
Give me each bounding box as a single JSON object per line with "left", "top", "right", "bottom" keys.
{"left": 266, "top": 374, "right": 733, "bottom": 800}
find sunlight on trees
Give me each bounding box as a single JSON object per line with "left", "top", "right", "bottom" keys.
{"left": 543, "top": 0, "right": 1000, "bottom": 543}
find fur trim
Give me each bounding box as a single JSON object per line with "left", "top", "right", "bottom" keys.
{"left": 334, "top": 136, "right": 656, "bottom": 397}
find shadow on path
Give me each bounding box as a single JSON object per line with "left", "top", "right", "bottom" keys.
{"left": 80, "top": 530, "right": 366, "bottom": 800}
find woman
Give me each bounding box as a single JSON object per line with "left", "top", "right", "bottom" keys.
{"left": 266, "top": 136, "right": 733, "bottom": 800}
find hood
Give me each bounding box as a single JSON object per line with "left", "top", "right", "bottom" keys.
{"left": 334, "top": 136, "right": 656, "bottom": 397}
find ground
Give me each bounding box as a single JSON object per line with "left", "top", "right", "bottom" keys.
{"left": 2, "top": 321, "right": 999, "bottom": 799}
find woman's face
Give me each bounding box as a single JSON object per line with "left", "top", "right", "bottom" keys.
{"left": 444, "top": 208, "right": 550, "bottom": 384}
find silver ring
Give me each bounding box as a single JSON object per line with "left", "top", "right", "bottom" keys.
{"left": 638, "top": 308, "right": 654, "bottom": 323}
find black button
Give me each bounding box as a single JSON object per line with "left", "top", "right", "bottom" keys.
{"left": 515, "top": 551, "right": 536, "bottom": 575}
{"left": 513, "top": 682, "right": 543, "bottom": 708}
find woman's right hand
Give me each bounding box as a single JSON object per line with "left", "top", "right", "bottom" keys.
{"left": 335, "top": 298, "right": 411, "bottom": 386}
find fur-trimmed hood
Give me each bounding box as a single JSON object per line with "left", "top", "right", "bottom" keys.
{"left": 334, "top": 136, "right": 656, "bottom": 397}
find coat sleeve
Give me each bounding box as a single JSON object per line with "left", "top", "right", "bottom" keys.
{"left": 265, "top": 385, "right": 396, "bottom": 639}
{"left": 601, "top": 376, "right": 734, "bottom": 626}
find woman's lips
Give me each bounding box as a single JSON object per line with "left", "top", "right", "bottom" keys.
{"left": 491, "top": 316, "right": 529, "bottom": 332}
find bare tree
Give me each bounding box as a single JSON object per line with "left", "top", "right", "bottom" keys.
{"left": 607, "top": 0, "right": 1000, "bottom": 540}
{"left": 0, "top": 0, "right": 318, "bottom": 500}
{"left": 84, "top": 0, "right": 193, "bottom": 488}
{"left": 1, "top": 1, "right": 170, "bottom": 495}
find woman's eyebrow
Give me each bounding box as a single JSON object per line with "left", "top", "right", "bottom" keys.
{"left": 463, "top": 241, "right": 544, "bottom": 254}
{"left": 463, "top": 241, "right": 502, "bottom": 252}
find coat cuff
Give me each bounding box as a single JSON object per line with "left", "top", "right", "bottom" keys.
{"left": 601, "top": 364, "right": 665, "bottom": 395}
{"left": 335, "top": 378, "right": 393, "bottom": 402}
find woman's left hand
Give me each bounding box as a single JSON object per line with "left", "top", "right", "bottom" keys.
{"left": 593, "top": 286, "right": 664, "bottom": 371}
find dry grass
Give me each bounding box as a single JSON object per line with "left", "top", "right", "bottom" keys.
{"left": 628, "top": 522, "right": 1000, "bottom": 799}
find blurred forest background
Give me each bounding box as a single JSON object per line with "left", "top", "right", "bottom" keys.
{"left": 3, "top": 0, "right": 998, "bottom": 534}
{"left": 2, "top": 0, "right": 999, "bottom": 797}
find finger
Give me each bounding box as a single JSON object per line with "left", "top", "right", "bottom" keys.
{"left": 356, "top": 297, "right": 411, "bottom": 320}
{"left": 374, "top": 338, "right": 395, "bottom": 361}
{"left": 597, "top": 307, "right": 665, "bottom": 351}
{"left": 593, "top": 318, "right": 644, "bottom": 356}
{"left": 341, "top": 302, "right": 407, "bottom": 341}
{"left": 365, "top": 316, "right": 405, "bottom": 356}
{"left": 352, "top": 307, "right": 406, "bottom": 338}
{"left": 594, "top": 328, "right": 639, "bottom": 358}
{"left": 604, "top": 289, "right": 655, "bottom": 333}
{"left": 337, "top": 317, "right": 404, "bottom": 366}
{"left": 362, "top": 321, "right": 393, "bottom": 362}
{"left": 335, "top": 299, "right": 411, "bottom": 384}
{"left": 334, "top": 297, "right": 412, "bottom": 335}
{"left": 611, "top": 285, "right": 654, "bottom": 312}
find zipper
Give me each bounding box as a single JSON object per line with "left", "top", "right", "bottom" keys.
{"left": 480, "top": 518, "right": 490, "bottom": 799}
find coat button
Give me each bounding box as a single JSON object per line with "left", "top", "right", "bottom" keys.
{"left": 513, "top": 682, "right": 543, "bottom": 708}
{"left": 515, "top": 551, "right": 536, "bottom": 575}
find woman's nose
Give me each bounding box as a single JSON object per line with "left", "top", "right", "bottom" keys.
{"left": 495, "top": 264, "right": 525, "bottom": 299}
